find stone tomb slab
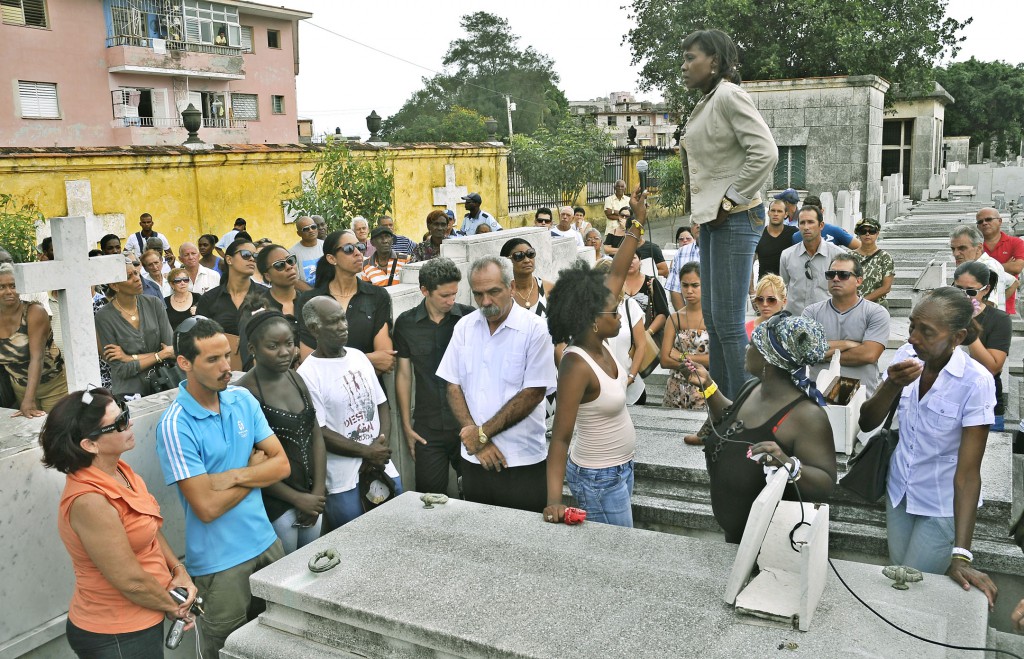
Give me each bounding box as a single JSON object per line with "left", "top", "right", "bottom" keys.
{"left": 224, "top": 493, "right": 988, "bottom": 659}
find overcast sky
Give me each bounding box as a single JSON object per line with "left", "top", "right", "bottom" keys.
{"left": 284, "top": 0, "right": 1020, "bottom": 139}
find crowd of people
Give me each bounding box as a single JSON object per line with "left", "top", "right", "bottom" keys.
{"left": 17, "top": 26, "right": 1024, "bottom": 657}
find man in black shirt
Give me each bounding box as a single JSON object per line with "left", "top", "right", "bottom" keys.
{"left": 393, "top": 257, "right": 474, "bottom": 495}
{"left": 754, "top": 199, "right": 798, "bottom": 280}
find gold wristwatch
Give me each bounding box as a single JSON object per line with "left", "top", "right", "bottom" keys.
{"left": 478, "top": 427, "right": 489, "bottom": 445}
{"left": 720, "top": 198, "right": 734, "bottom": 212}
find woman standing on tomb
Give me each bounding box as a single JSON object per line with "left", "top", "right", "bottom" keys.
{"left": 40, "top": 387, "right": 197, "bottom": 658}
{"left": 95, "top": 256, "right": 175, "bottom": 401}
{"left": 680, "top": 29, "right": 777, "bottom": 401}
{"left": 197, "top": 234, "right": 222, "bottom": 272}
{"left": 500, "top": 238, "right": 553, "bottom": 318}
{"left": 236, "top": 311, "right": 327, "bottom": 553}
{"left": 954, "top": 261, "right": 1011, "bottom": 431}
{"left": 543, "top": 187, "right": 645, "bottom": 527}
{"left": 659, "top": 261, "right": 709, "bottom": 414}
{"left": 853, "top": 218, "right": 895, "bottom": 309}
{"left": 0, "top": 263, "right": 68, "bottom": 416}
{"left": 683, "top": 313, "right": 837, "bottom": 543}
{"left": 859, "top": 287, "right": 997, "bottom": 605}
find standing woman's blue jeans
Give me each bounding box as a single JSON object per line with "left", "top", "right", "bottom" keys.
{"left": 698, "top": 205, "right": 764, "bottom": 399}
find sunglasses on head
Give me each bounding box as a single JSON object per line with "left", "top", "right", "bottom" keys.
{"left": 173, "top": 314, "right": 209, "bottom": 355}
{"left": 755, "top": 295, "right": 779, "bottom": 305}
{"left": 170, "top": 277, "right": 190, "bottom": 285}
{"left": 855, "top": 226, "right": 878, "bottom": 235}
{"left": 824, "top": 270, "right": 855, "bottom": 280}
{"left": 955, "top": 284, "right": 985, "bottom": 296}
{"left": 270, "top": 254, "right": 298, "bottom": 271}
{"left": 335, "top": 243, "right": 364, "bottom": 256}
{"left": 510, "top": 249, "right": 537, "bottom": 262}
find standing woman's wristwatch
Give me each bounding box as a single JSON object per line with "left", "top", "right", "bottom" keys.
{"left": 720, "top": 198, "right": 734, "bottom": 213}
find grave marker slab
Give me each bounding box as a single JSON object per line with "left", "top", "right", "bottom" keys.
{"left": 432, "top": 164, "right": 468, "bottom": 213}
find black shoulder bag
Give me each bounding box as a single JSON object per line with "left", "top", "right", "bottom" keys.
{"left": 839, "top": 395, "right": 900, "bottom": 503}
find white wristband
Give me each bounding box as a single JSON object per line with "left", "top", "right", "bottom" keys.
{"left": 952, "top": 547, "right": 973, "bottom": 562}
{"left": 786, "top": 457, "right": 801, "bottom": 481}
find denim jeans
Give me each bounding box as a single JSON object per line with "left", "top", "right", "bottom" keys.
{"left": 65, "top": 619, "right": 163, "bottom": 659}
{"left": 323, "top": 476, "right": 404, "bottom": 534}
{"left": 565, "top": 459, "right": 634, "bottom": 528}
{"left": 699, "top": 205, "right": 764, "bottom": 399}
{"left": 271, "top": 507, "right": 323, "bottom": 554}
{"left": 886, "top": 495, "right": 955, "bottom": 574}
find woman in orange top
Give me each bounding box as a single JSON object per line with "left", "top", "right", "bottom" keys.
{"left": 40, "top": 388, "right": 197, "bottom": 658}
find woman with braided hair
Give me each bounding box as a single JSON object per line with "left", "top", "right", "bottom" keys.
{"left": 542, "top": 186, "right": 646, "bottom": 528}
{"left": 683, "top": 313, "right": 837, "bottom": 543}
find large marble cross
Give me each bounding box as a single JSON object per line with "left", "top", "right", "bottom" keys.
{"left": 432, "top": 164, "right": 467, "bottom": 213}
{"left": 39, "top": 180, "right": 126, "bottom": 245}
{"left": 14, "top": 216, "right": 126, "bottom": 392}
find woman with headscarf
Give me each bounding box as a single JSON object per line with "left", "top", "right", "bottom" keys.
{"left": 682, "top": 312, "right": 837, "bottom": 543}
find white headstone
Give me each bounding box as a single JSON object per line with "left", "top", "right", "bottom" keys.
{"left": 432, "top": 164, "right": 468, "bottom": 213}
{"left": 14, "top": 217, "right": 126, "bottom": 392}
{"left": 835, "top": 190, "right": 853, "bottom": 234}
{"left": 819, "top": 192, "right": 836, "bottom": 225}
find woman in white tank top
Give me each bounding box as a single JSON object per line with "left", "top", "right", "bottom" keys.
{"left": 542, "top": 186, "right": 645, "bottom": 527}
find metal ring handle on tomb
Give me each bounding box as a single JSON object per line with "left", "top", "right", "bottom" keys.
{"left": 308, "top": 548, "right": 341, "bottom": 573}
{"left": 421, "top": 493, "right": 449, "bottom": 509}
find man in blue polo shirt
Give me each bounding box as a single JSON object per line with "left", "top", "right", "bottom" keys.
{"left": 156, "top": 317, "right": 290, "bottom": 659}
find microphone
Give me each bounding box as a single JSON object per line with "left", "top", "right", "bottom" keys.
{"left": 636, "top": 159, "right": 649, "bottom": 194}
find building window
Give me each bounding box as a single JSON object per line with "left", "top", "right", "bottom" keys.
{"left": 773, "top": 146, "right": 806, "bottom": 189}
{"left": 882, "top": 119, "right": 914, "bottom": 191}
{"left": 625, "top": 116, "right": 631, "bottom": 123}
{"left": 606, "top": 116, "right": 617, "bottom": 127}
{"left": 240, "top": 25, "right": 253, "bottom": 53}
{"left": 183, "top": 0, "right": 240, "bottom": 47}
{"left": 1, "top": 0, "right": 47, "bottom": 27}
{"left": 18, "top": 81, "right": 59, "bottom": 119}
{"left": 271, "top": 95, "right": 285, "bottom": 114}
{"left": 267, "top": 29, "right": 280, "bottom": 49}
{"left": 637, "top": 115, "right": 650, "bottom": 126}
{"left": 232, "top": 93, "right": 258, "bottom": 120}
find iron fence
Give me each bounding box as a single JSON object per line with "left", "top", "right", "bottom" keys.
{"left": 507, "top": 155, "right": 562, "bottom": 214}
{"left": 641, "top": 146, "right": 677, "bottom": 190}
{"left": 586, "top": 148, "right": 626, "bottom": 204}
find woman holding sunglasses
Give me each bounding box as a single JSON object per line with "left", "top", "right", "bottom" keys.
{"left": 41, "top": 388, "right": 197, "bottom": 658}
{"left": 854, "top": 218, "right": 895, "bottom": 309}
{"left": 500, "top": 238, "right": 553, "bottom": 317}
{"left": 295, "top": 230, "right": 394, "bottom": 374}
{"left": 164, "top": 267, "right": 199, "bottom": 332}
{"left": 660, "top": 261, "right": 709, "bottom": 416}
{"left": 95, "top": 257, "right": 176, "bottom": 400}
{"left": 745, "top": 274, "right": 787, "bottom": 339}
{"left": 954, "top": 260, "right": 1011, "bottom": 431}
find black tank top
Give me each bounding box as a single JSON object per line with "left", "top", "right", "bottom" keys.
{"left": 704, "top": 379, "right": 806, "bottom": 544}
{"left": 255, "top": 371, "right": 316, "bottom": 522}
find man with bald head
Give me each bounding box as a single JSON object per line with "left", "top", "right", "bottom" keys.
{"left": 179, "top": 241, "right": 220, "bottom": 294}
{"left": 291, "top": 216, "right": 324, "bottom": 285}
{"left": 604, "top": 179, "right": 629, "bottom": 228}
{"left": 550, "top": 206, "right": 584, "bottom": 247}
{"left": 978, "top": 207, "right": 1024, "bottom": 315}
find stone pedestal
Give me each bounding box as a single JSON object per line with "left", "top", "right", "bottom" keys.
{"left": 223, "top": 493, "right": 988, "bottom": 659}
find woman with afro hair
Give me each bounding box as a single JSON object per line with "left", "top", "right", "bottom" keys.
{"left": 542, "top": 185, "right": 646, "bottom": 527}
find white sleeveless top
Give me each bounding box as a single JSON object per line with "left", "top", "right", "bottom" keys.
{"left": 565, "top": 345, "right": 636, "bottom": 469}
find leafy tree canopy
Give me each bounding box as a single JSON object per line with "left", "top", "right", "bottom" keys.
{"left": 382, "top": 12, "right": 568, "bottom": 142}
{"left": 388, "top": 106, "right": 491, "bottom": 143}
{"left": 624, "top": 0, "right": 971, "bottom": 116}
{"left": 510, "top": 117, "right": 613, "bottom": 205}
{"left": 933, "top": 58, "right": 1024, "bottom": 160}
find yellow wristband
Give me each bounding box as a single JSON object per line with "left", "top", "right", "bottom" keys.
{"left": 702, "top": 382, "right": 718, "bottom": 399}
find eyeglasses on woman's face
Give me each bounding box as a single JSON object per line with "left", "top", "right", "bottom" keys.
{"left": 233, "top": 249, "right": 255, "bottom": 261}
{"left": 170, "top": 277, "right": 190, "bottom": 285}
{"left": 954, "top": 284, "right": 985, "bottom": 297}
{"left": 755, "top": 295, "right": 779, "bottom": 305}
{"left": 334, "top": 243, "right": 364, "bottom": 256}
{"left": 856, "top": 226, "right": 879, "bottom": 236}
{"left": 87, "top": 405, "right": 131, "bottom": 438}
{"left": 510, "top": 249, "right": 536, "bottom": 262}
{"left": 270, "top": 254, "right": 298, "bottom": 271}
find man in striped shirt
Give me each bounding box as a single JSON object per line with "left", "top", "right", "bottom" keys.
{"left": 361, "top": 225, "right": 409, "bottom": 286}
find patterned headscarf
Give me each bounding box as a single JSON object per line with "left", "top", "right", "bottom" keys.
{"left": 750, "top": 312, "right": 829, "bottom": 406}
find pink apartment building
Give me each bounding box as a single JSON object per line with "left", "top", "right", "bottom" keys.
{"left": 1, "top": 0, "right": 311, "bottom": 147}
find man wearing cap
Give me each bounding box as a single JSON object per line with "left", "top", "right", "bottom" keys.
{"left": 216, "top": 218, "right": 247, "bottom": 250}
{"left": 444, "top": 210, "right": 465, "bottom": 238}
{"left": 362, "top": 225, "right": 409, "bottom": 286}
{"left": 377, "top": 216, "right": 415, "bottom": 255}
{"left": 754, "top": 199, "right": 799, "bottom": 278}
{"left": 290, "top": 216, "right": 325, "bottom": 286}
{"left": 461, "top": 193, "right": 502, "bottom": 234}
{"left": 978, "top": 207, "right": 1024, "bottom": 315}
{"left": 774, "top": 188, "right": 802, "bottom": 226}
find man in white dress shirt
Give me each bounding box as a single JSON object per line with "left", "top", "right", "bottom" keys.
{"left": 178, "top": 242, "right": 221, "bottom": 295}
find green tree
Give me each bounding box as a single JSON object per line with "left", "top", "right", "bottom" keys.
{"left": 624, "top": 0, "right": 971, "bottom": 116}
{"left": 934, "top": 58, "right": 1024, "bottom": 160}
{"left": 382, "top": 12, "right": 567, "bottom": 142}
{"left": 648, "top": 158, "right": 685, "bottom": 212}
{"left": 0, "top": 194, "right": 43, "bottom": 263}
{"left": 510, "top": 117, "right": 613, "bottom": 205}
{"left": 283, "top": 140, "right": 394, "bottom": 229}
{"left": 389, "top": 106, "right": 491, "bottom": 143}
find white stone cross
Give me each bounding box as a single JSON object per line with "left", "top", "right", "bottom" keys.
{"left": 35, "top": 180, "right": 126, "bottom": 246}
{"left": 14, "top": 216, "right": 127, "bottom": 392}
{"left": 432, "top": 164, "right": 468, "bottom": 213}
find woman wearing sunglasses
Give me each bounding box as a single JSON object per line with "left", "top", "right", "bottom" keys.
{"left": 954, "top": 260, "right": 1011, "bottom": 432}
{"left": 499, "top": 238, "right": 553, "bottom": 317}
{"left": 853, "top": 218, "right": 895, "bottom": 309}
{"left": 295, "top": 230, "right": 394, "bottom": 374}
{"left": 237, "top": 245, "right": 302, "bottom": 371}
{"left": 745, "top": 274, "right": 787, "bottom": 339}
{"left": 197, "top": 240, "right": 262, "bottom": 370}
{"left": 95, "top": 256, "right": 176, "bottom": 400}
{"left": 164, "top": 267, "right": 199, "bottom": 333}
{"left": 41, "top": 388, "right": 198, "bottom": 658}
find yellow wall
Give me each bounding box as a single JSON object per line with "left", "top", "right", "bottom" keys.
{"left": 0, "top": 142, "right": 510, "bottom": 248}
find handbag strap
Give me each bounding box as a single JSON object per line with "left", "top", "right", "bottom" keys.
{"left": 881, "top": 394, "right": 900, "bottom": 429}
{"left": 624, "top": 298, "right": 635, "bottom": 349}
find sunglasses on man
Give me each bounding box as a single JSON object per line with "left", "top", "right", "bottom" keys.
{"left": 824, "top": 270, "right": 855, "bottom": 281}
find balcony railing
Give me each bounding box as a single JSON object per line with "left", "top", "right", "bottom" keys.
{"left": 202, "top": 118, "right": 247, "bottom": 129}
{"left": 113, "top": 117, "right": 247, "bottom": 129}
{"left": 106, "top": 35, "right": 243, "bottom": 57}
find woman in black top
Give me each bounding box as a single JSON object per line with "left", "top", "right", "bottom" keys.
{"left": 197, "top": 239, "right": 260, "bottom": 337}
{"left": 295, "top": 230, "right": 394, "bottom": 374}
{"left": 684, "top": 313, "right": 837, "bottom": 543}
{"left": 236, "top": 311, "right": 326, "bottom": 553}
{"left": 237, "top": 245, "right": 300, "bottom": 371}
{"left": 164, "top": 267, "right": 199, "bottom": 332}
